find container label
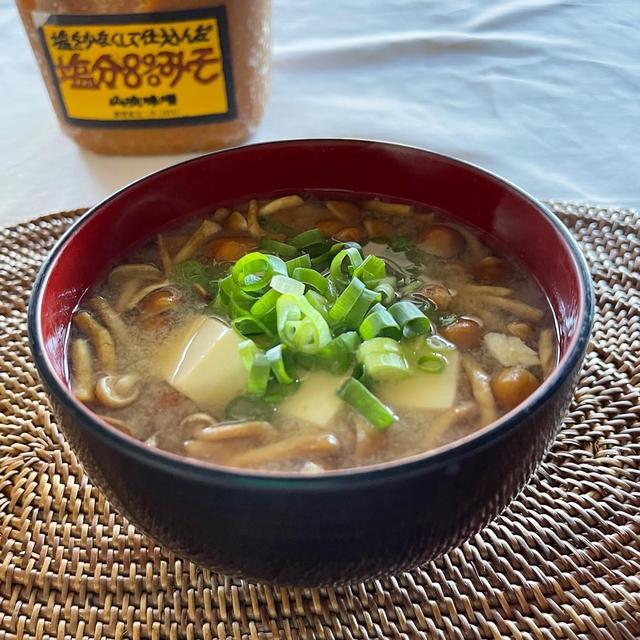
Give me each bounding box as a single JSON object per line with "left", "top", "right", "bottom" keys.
{"left": 37, "top": 6, "right": 236, "bottom": 128}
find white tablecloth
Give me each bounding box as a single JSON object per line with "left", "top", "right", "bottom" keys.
{"left": 1, "top": 0, "right": 638, "bottom": 227}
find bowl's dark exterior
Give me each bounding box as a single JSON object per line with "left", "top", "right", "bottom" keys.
{"left": 29, "top": 139, "right": 593, "bottom": 586}
{"left": 42, "top": 360, "right": 581, "bottom": 586}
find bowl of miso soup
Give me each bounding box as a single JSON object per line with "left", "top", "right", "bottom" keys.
{"left": 29, "top": 139, "right": 593, "bottom": 585}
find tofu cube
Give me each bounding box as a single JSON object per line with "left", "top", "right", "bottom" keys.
{"left": 156, "top": 315, "right": 247, "bottom": 409}
{"left": 278, "top": 371, "right": 346, "bottom": 427}
{"left": 377, "top": 350, "right": 459, "bottom": 411}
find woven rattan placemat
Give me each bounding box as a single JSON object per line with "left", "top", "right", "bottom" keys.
{"left": 1, "top": 203, "right": 639, "bottom": 640}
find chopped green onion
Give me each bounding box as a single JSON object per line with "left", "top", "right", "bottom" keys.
{"left": 362, "top": 351, "right": 409, "bottom": 380}
{"left": 227, "top": 227, "right": 450, "bottom": 423}
{"left": 292, "top": 267, "right": 329, "bottom": 295}
{"left": 357, "top": 337, "right": 401, "bottom": 360}
{"left": 293, "top": 351, "right": 317, "bottom": 371}
{"left": 358, "top": 303, "right": 401, "bottom": 340}
{"left": 329, "top": 241, "right": 362, "bottom": 255}
{"left": 332, "top": 331, "right": 362, "bottom": 353}
{"left": 270, "top": 274, "right": 305, "bottom": 296}
{"left": 329, "top": 277, "right": 380, "bottom": 329}
{"left": 306, "top": 241, "right": 332, "bottom": 258}
{"left": 357, "top": 337, "right": 410, "bottom": 381}
{"left": 259, "top": 238, "right": 299, "bottom": 258}
{"left": 247, "top": 352, "right": 271, "bottom": 396}
{"left": 231, "top": 252, "right": 287, "bottom": 292}
{"left": 265, "top": 343, "right": 295, "bottom": 384}
{"left": 238, "top": 339, "right": 260, "bottom": 371}
{"left": 351, "top": 362, "right": 373, "bottom": 390}
{"left": 316, "top": 331, "right": 361, "bottom": 374}
{"left": 310, "top": 250, "right": 332, "bottom": 271}
{"left": 231, "top": 315, "right": 273, "bottom": 337}
{"left": 216, "top": 275, "right": 259, "bottom": 312}
{"left": 251, "top": 288, "right": 280, "bottom": 317}
{"left": 285, "top": 253, "right": 312, "bottom": 275}
{"left": 228, "top": 297, "right": 251, "bottom": 321}
{"left": 276, "top": 293, "right": 332, "bottom": 354}
{"left": 304, "top": 290, "right": 330, "bottom": 319}
{"left": 338, "top": 378, "right": 397, "bottom": 430}
{"left": 374, "top": 279, "right": 396, "bottom": 305}
{"left": 342, "top": 286, "right": 381, "bottom": 329}
{"left": 330, "top": 247, "right": 364, "bottom": 285}
{"left": 290, "top": 228, "right": 326, "bottom": 249}
{"left": 352, "top": 254, "right": 386, "bottom": 288}
{"left": 212, "top": 276, "right": 232, "bottom": 310}
{"left": 264, "top": 380, "right": 301, "bottom": 405}
{"left": 388, "top": 301, "right": 431, "bottom": 337}
{"left": 417, "top": 352, "right": 447, "bottom": 373}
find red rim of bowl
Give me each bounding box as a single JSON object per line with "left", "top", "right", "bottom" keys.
{"left": 27, "top": 139, "right": 594, "bottom": 487}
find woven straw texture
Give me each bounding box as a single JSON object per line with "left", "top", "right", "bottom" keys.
{"left": 1, "top": 203, "right": 639, "bottom": 640}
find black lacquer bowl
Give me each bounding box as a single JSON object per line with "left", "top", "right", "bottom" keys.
{"left": 28, "top": 140, "right": 593, "bottom": 585}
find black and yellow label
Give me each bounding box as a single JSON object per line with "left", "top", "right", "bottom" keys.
{"left": 38, "top": 7, "right": 236, "bottom": 127}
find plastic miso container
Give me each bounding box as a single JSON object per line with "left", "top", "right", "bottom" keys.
{"left": 16, "top": 0, "right": 271, "bottom": 155}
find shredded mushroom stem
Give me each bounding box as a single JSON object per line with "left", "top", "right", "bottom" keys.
{"left": 472, "top": 308, "right": 503, "bottom": 332}
{"left": 246, "top": 199, "right": 266, "bottom": 237}
{"left": 477, "top": 295, "right": 545, "bottom": 323}
{"left": 224, "top": 211, "right": 248, "bottom": 232}
{"left": 363, "top": 199, "right": 411, "bottom": 215}
{"left": 94, "top": 374, "right": 140, "bottom": 409}
{"left": 115, "top": 279, "right": 142, "bottom": 313}
{"left": 423, "top": 402, "right": 478, "bottom": 450}
{"left": 507, "top": 321, "right": 534, "bottom": 341}
{"left": 325, "top": 200, "right": 362, "bottom": 224}
{"left": 183, "top": 439, "right": 243, "bottom": 463}
{"left": 449, "top": 224, "right": 490, "bottom": 263}
{"left": 88, "top": 296, "right": 128, "bottom": 344}
{"left": 258, "top": 195, "right": 304, "bottom": 215}
{"left": 539, "top": 329, "right": 555, "bottom": 378}
{"left": 157, "top": 234, "right": 172, "bottom": 278}
{"left": 73, "top": 312, "right": 117, "bottom": 373}
{"left": 193, "top": 421, "right": 275, "bottom": 442}
{"left": 461, "top": 355, "right": 498, "bottom": 426}
{"left": 228, "top": 433, "right": 341, "bottom": 468}
{"left": 212, "top": 207, "right": 230, "bottom": 223}
{"left": 173, "top": 220, "right": 221, "bottom": 264}
{"left": 108, "top": 263, "right": 162, "bottom": 286}
{"left": 363, "top": 218, "right": 393, "bottom": 239}
{"left": 70, "top": 338, "right": 94, "bottom": 402}
{"left": 452, "top": 296, "right": 503, "bottom": 332}
{"left": 461, "top": 285, "right": 513, "bottom": 297}
{"left": 192, "top": 283, "right": 208, "bottom": 299}
{"left": 179, "top": 412, "right": 216, "bottom": 433}
{"left": 109, "top": 264, "right": 165, "bottom": 313}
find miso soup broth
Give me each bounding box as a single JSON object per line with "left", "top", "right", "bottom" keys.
{"left": 68, "top": 195, "right": 556, "bottom": 473}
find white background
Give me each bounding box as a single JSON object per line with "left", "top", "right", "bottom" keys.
{"left": 1, "top": 0, "right": 639, "bottom": 227}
